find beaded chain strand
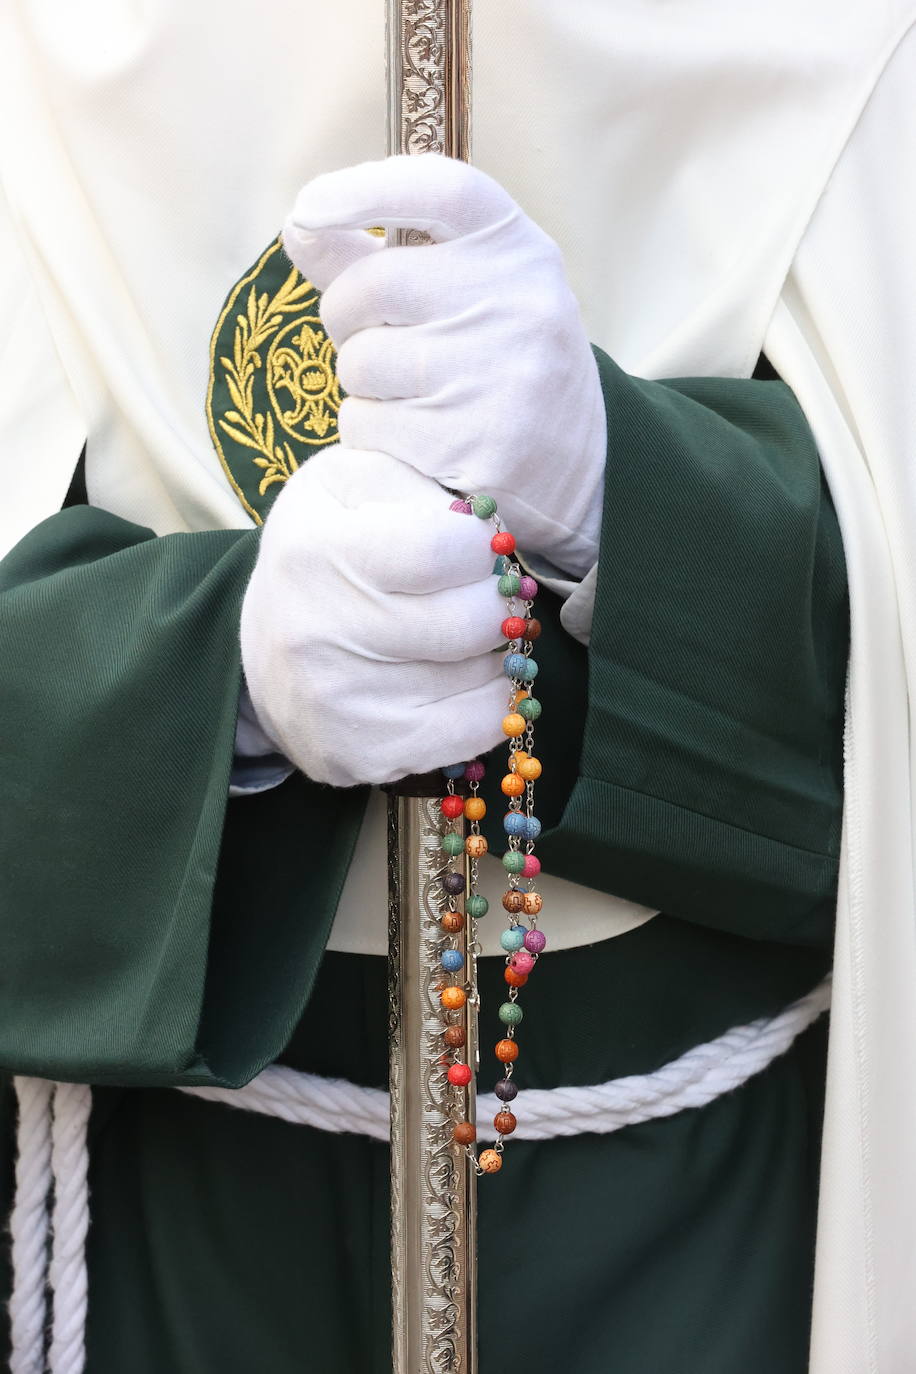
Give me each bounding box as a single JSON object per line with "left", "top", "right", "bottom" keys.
{"left": 437, "top": 493, "right": 546, "bottom": 1175}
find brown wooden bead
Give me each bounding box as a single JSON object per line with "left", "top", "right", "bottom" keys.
{"left": 443, "top": 1026, "right": 467, "bottom": 1049}
{"left": 494, "top": 1111, "right": 518, "bottom": 1136}
{"left": 502, "top": 890, "right": 525, "bottom": 914}
{"left": 479, "top": 1149, "right": 502, "bottom": 1173}
{"left": 465, "top": 835, "right": 488, "bottom": 858}
{"left": 522, "top": 892, "right": 543, "bottom": 916}
{"left": 524, "top": 618, "right": 542, "bottom": 640}
{"left": 453, "top": 1121, "right": 477, "bottom": 1146}
{"left": 441, "top": 912, "right": 464, "bottom": 933}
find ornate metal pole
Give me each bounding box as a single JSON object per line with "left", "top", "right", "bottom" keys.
{"left": 385, "top": 3, "right": 475, "bottom": 1371}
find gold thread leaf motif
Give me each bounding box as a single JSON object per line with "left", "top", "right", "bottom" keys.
{"left": 206, "top": 239, "right": 342, "bottom": 524}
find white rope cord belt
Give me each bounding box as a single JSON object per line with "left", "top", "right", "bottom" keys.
{"left": 8, "top": 977, "right": 830, "bottom": 1373}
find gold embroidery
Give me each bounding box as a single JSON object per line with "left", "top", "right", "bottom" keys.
{"left": 206, "top": 239, "right": 342, "bottom": 524}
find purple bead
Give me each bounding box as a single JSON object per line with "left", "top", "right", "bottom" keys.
{"left": 511, "top": 950, "right": 536, "bottom": 976}
{"left": 443, "top": 872, "right": 466, "bottom": 895}
{"left": 518, "top": 575, "right": 538, "bottom": 600}
{"left": 464, "top": 760, "right": 486, "bottom": 782}
{"left": 494, "top": 1078, "right": 518, "bottom": 1102}
{"left": 449, "top": 498, "right": 473, "bottom": 515}
{"left": 524, "top": 929, "right": 547, "bottom": 954}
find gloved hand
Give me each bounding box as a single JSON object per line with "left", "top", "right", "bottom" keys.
{"left": 283, "top": 155, "right": 607, "bottom": 579}
{"left": 239, "top": 445, "right": 508, "bottom": 787}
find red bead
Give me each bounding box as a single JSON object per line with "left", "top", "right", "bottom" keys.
{"left": 448, "top": 1063, "right": 473, "bottom": 1087}
{"left": 491, "top": 532, "right": 516, "bottom": 555}
{"left": 441, "top": 795, "right": 464, "bottom": 819}
{"left": 501, "top": 616, "right": 527, "bottom": 640}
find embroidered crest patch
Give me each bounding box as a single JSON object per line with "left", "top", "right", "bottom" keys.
{"left": 206, "top": 238, "right": 341, "bottom": 523}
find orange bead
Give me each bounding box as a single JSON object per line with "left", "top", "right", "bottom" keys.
{"left": 441, "top": 912, "right": 464, "bottom": 933}
{"left": 517, "top": 755, "right": 542, "bottom": 781}
{"left": 465, "top": 835, "right": 488, "bottom": 858}
{"left": 453, "top": 1122, "right": 477, "bottom": 1146}
{"left": 495, "top": 1038, "right": 519, "bottom": 1063}
{"left": 494, "top": 1111, "right": 517, "bottom": 1136}
{"left": 479, "top": 1149, "right": 503, "bottom": 1173}
{"left": 501, "top": 774, "right": 525, "bottom": 798}
{"left": 522, "top": 892, "right": 543, "bottom": 916}
{"left": 504, "top": 966, "right": 528, "bottom": 988}
{"left": 513, "top": 689, "right": 530, "bottom": 706}
{"left": 502, "top": 890, "right": 525, "bottom": 914}
{"left": 441, "top": 986, "right": 467, "bottom": 1011}
{"left": 502, "top": 713, "right": 526, "bottom": 738}
{"left": 464, "top": 797, "right": 486, "bottom": 821}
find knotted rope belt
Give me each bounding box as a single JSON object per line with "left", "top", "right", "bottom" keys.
{"left": 8, "top": 977, "right": 831, "bottom": 1374}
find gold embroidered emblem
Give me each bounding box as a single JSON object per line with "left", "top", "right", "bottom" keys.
{"left": 207, "top": 238, "right": 341, "bottom": 523}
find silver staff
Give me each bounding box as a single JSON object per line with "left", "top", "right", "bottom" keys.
{"left": 385, "top": 2, "right": 475, "bottom": 1371}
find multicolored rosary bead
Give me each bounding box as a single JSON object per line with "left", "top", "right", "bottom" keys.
{"left": 438, "top": 492, "right": 548, "bottom": 1178}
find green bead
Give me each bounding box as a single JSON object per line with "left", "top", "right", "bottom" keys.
{"left": 497, "top": 573, "right": 521, "bottom": 597}
{"left": 472, "top": 494, "right": 498, "bottom": 519}
{"left": 502, "top": 851, "right": 525, "bottom": 874}
{"left": 466, "top": 894, "right": 489, "bottom": 919}
{"left": 441, "top": 833, "right": 464, "bottom": 857}
{"left": 498, "top": 1001, "right": 524, "bottom": 1026}
{"left": 518, "top": 696, "right": 542, "bottom": 721}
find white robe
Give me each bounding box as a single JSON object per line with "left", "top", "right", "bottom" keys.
{"left": 2, "top": 2, "right": 916, "bottom": 1365}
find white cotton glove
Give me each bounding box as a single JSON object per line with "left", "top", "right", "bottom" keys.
{"left": 239, "top": 445, "right": 509, "bottom": 787}
{"left": 282, "top": 155, "right": 607, "bottom": 579}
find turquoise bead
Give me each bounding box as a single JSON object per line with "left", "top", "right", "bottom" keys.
{"left": 472, "top": 494, "right": 498, "bottom": 519}
{"left": 502, "top": 851, "right": 525, "bottom": 874}
{"left": 500, "top": 927, "right": 526, "bottom": 952}
{"left": 518, "top": 696, "right": 542, "bottom": 721}
{"left": 466, "top": 894, "right": 489, "bottom": 919}
{"left": 441, "top": 833, "right": 464, "bottom": 857}
{"left": 497, "top": 573, "right": 521, "bottom": 597}
{"left": 498, "top": 1001, "right": 524, "bottom": 1026}
{"left": 524, "top": 816, "right": 542, "bottom": 842}
{"left": 519, "top": 658, "right": 539, "bottom": 682}
{"left": 492, "top": 555, "right": 511, "bottom": 575}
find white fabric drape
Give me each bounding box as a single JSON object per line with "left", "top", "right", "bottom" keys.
{"left": 2, "top": 3, "right": 916, "bottom": 1365}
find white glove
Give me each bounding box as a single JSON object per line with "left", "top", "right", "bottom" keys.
{"left": 239, "top": 445, "right": 509, "bottom": 787}
{"left": 283, "top": 155, "right": 607, "bottom": 579}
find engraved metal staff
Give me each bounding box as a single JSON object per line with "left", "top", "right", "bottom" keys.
{"left": 384, "top": 1, "right": 476, "bottom": 1371}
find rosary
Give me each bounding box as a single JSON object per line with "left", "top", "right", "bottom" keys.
{"left": 437, "top": 494, "right": 545, "bottom": 1174}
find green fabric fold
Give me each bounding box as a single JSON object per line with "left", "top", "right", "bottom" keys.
{"left": 536, "top": 351, "right": 848, "bottom": 946}
{"left": 0, "top": 508, "right": 366, "bottom": 1086}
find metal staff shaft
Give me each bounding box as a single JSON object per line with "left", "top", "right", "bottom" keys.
{"left": 386, "top": 2, "right": 475, "bottom": 1370}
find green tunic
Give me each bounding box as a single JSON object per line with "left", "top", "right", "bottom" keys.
{"left": 0, "top": 353, "right": 846, "bottom": 1371}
